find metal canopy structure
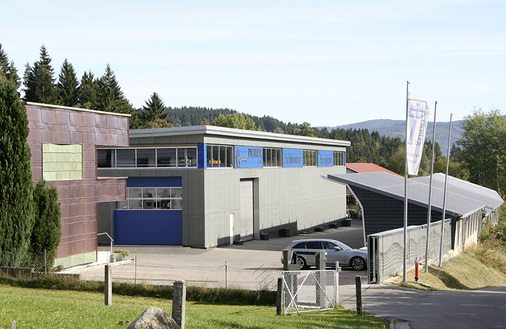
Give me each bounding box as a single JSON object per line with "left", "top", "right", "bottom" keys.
{"left": 328, "top": 172, "right": 488, "bottom": 219}
{"left": 411, "top": 173, "right": 503, "bottom": 217}
{"left": 325, "top": 171, "right": 505, "bottom": 240}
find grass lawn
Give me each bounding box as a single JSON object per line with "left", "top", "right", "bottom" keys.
{"left": 0, "top": 285, "right": 387, "bottom": 329}
{"left": 388, "top": 246, "right": 506, "bottom": 291}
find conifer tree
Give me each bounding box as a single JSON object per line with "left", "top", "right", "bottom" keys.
{"left": 30, "top": 180, "right": 61, "bottom": 271}
{"left": 139, "top": 92, "right": 168, "bottom": 123}
{"left": 96, "top": 64, "right": 134, "bottom": 114}
{"left": 0, "top": 43, "right": 20, "bottom": 88}
{"left": 0, "top": 78, "right": 35, "bottom": 265}
{"left": 56, "top": 59, "right": 79, "bottom": 107}
{"left": 78, "top": 71, "right": 97, "bottom": 109}
{"left": 23, "top": 45, "right": 56, "bottom": 104}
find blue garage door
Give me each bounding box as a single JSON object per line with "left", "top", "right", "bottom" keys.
{"left": 114, "top": 210, "right": 182, "bottom": 245}
{"left": 114, "top": 177, "right": 182, "bottom": 245}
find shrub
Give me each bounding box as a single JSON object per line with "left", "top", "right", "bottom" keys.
{"left": 29, "top": 180, "right": 61, "bottom": 272}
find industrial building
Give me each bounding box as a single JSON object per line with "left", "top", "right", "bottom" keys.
{"left": 97, "top": 125, "right": 350, "bottom": 248}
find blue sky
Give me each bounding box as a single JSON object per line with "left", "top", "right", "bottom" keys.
{"left": 1, "top": 0, "right": 505, "bottom": 126}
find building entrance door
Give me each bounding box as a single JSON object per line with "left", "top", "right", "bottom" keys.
{"left": 239, "top": 179, "right": 254, "bottom": 240}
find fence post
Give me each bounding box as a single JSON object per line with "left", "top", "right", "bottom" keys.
{"left": 276, "top": 277, "right": 284, "bottom": 316}
{"left": 355, "top": 275, "right": 362, "bottom": 315}
{"left": 105, "top": 264, "right": 112, "bottom": 305}
{"left": 172, "top": 280, "right": 186, "bottom": 329}
{"left": 225, "top": 261, "right": 228, "bottom": 289}
{"left": 315, "top": 251, "right": 326, "bottom": 308}
{"left": 335, "top": 261, "right": 341, "bottom": 307}
{"left": 44, "top": 250, "right": 47, "bottom": 275}
{"left": 134, "top": 256, "right": 137, "bottom": 285}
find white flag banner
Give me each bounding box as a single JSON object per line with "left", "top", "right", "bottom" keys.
{"left": 406, "top": 99, "right": 430, "bottom": 176}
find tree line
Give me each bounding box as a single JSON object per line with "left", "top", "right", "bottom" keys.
{"left": 1, "top": 43, "right": 504, "bottom": 194}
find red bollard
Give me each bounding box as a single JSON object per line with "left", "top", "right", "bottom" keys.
{"left": 414, "top": 257, "right": 419, "bottom": 282}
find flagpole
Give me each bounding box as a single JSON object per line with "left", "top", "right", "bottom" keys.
{"left": 403, "top": 81, "right": 410, "bottom": 282}
{"left": 438, "top": 113, "right": 453, "bottom": 267}
{"left": 425, "top": 101, "right": 437, "bottom": 272}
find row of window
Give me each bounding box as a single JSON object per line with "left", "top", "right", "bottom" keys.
{"left": 206, "top": 145, "right": 233, "bottom": 168}
{"left": 116, "top": 187, "right": 183, "bottom": 210}
{"left": 98, "top": 146, "right": 346, "bottom": 169}
{"left": 98, "top": 147, "right": 197, "bottom": 168}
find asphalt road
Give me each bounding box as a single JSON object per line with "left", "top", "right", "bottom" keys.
{"left": 340, "top": 283, "right": 506, "bottom": 329}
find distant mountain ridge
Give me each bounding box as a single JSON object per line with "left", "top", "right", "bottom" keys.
{"left": 321, "top": 119, "right": 464, "bottom": 155}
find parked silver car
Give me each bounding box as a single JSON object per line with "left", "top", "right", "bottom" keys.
{"left": 282, "top": 238, "right": 367, "bottom": 270}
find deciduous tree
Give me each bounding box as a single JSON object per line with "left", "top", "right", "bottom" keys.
{"left": 213, "top": 113, "right": 258, "bottom": 130}
{"left": 458, "top": 108, "right": 506, "bottom": 191}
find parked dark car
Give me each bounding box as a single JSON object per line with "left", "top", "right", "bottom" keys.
{"left": 282, "top": 238, "right": 367, "bottom": 270}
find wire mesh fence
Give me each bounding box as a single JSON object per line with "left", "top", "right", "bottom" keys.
{"left": 0, "top": 250, "right": 55, "bottom": 274}
{"left": 67, "top": 257, "right": 281, "bottom": 291}
{"left": 282, "top": 270, "right": 338, "bottom": 315}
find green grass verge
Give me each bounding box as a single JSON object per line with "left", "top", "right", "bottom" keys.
{"left": 0, "top": 284, "right": 387, "bottom": 328}
{"left": 0, "top": 274, "right": 276, "bottom": 306}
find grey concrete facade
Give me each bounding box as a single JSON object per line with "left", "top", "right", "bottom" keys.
{"left": 98, "top": 126, "right": 349, "bottom": 248}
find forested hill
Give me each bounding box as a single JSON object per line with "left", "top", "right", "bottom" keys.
{"left": 165, "top": 106, "right": 442, "bottom": 177}
{"left": 324, "top": 119, "right": 464, "bottom": 156}
{"left": 166, "top": 106, "right": 294, "bottom": 133}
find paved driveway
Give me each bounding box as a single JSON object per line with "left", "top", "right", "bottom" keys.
{"left": 65, "top": 219, "right": 506, "bottom": 328}
{"left": 340, "top": 282, "right": 506, "bottom": 329}
{"left": 66, "top": 220, "right": 366, "bottom": 288}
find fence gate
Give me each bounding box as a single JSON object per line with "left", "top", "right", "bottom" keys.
{"left": 281, "top": 270, "right": 338, "bottom": 315}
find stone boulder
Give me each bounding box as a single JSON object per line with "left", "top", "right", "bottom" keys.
{"left": 127, "top": 307, "right": 180, "bottom": 329}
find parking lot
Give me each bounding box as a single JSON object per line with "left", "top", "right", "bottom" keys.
{"left": 64, "top": 219, "right": 367, "bottom": 289}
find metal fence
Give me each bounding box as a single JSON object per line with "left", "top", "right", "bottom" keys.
{"left": 65, "top": 257, "right": 281, "bottom": 291}
{"left": 0, "top": 250, "right": 55, "bottom": 274}
{"left": 368, "top": 219, "right": 452, "bottom": 283}
{"left": 281, "top": 270, "right": 338, "bottom": 315}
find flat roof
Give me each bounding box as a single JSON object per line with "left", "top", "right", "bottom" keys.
{"left": 130, "top": 125, "right": 351, "bottom": 147}
{"left": 26, "top": 102, "right": 131, "bottom": 117}
{"left": 327, "top": 171, "right": 488, "bottom": 218}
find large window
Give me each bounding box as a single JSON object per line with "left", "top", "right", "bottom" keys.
{"left": 263, "top": 148, "right": 282, "bottom": 167}
{"left": 116, "top": 186, "right": 183, "bottom": 210}
{"left": 98, "top": 147, "right": 197, "bottom": 168}
{"left": 334, "top": 151, "right": 345, "bottom": 166}
{"left": 137, "top": 148, "right": 156, "bottom": 167}
{"left": 117, "top": 149, "right": 135, "bottom": 167}
{"left": 303, "top": 150, "right": 317, "bottom": 167}
{"left": 207, "top": 145, "right": 233, "bottom": 168}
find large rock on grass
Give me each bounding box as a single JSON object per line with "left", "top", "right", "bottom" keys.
{"left": 127, "top": 307, "right": 180, "bottom": 329}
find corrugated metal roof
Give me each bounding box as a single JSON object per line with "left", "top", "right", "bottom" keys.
{"left": 411, "top": 173, "right": 503, "bottom": 215}
{"left": 327, "top": 171, "right": 489, "bottom": 218}
{"left": 346, "top": 163, "right": 402, "bottom": 177}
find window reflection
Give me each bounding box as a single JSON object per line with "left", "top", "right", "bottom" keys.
{"left": 118, "top": 186, "right": 182, "bottom": 210}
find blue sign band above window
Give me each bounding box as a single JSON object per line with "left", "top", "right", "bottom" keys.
{"left": 235, "top": 146, "right": 263, "bottom": 168}
{"left": 318, "top": 150, "right": 334, "bottom": 167}
{"left": 283, "top": 148, "right": 303, "bottom": 167}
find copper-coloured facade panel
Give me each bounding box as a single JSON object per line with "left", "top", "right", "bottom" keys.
{"left": 26, "top": 103, "right": 129, "bottom": 261}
